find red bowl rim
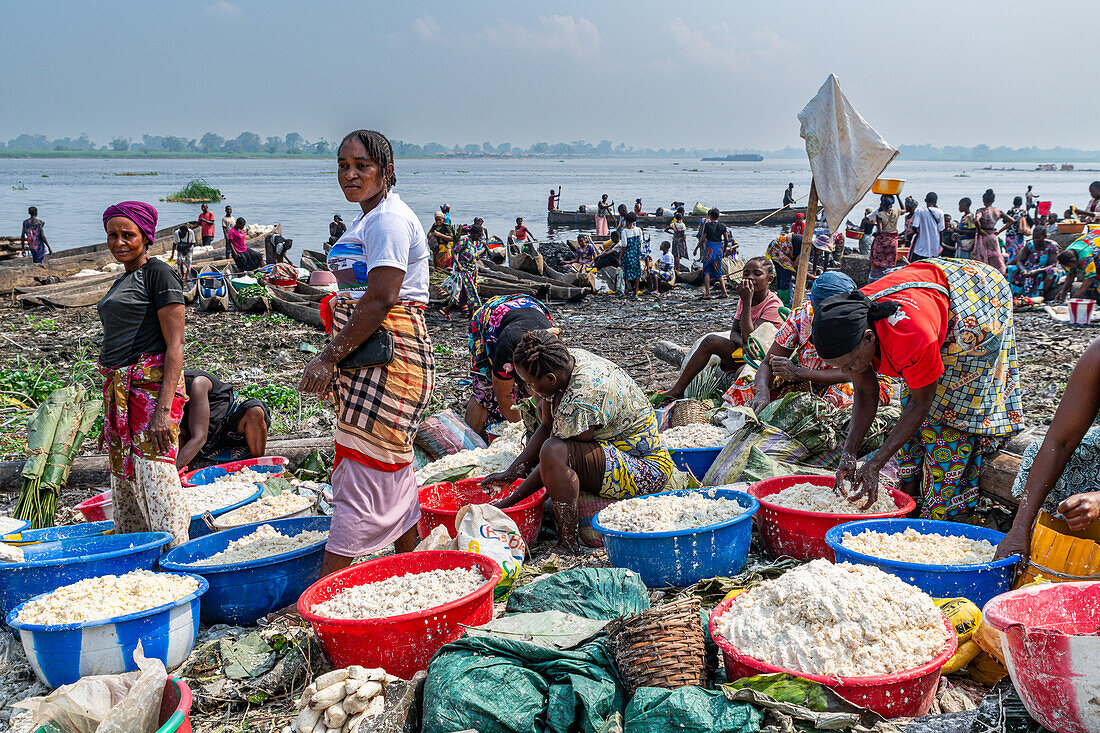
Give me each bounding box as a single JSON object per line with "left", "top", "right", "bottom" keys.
{"left": 75, "top": 491, "right": 112, "bottom": 509}
{"left": 748, "top": 475, "right": 916, "bottom": 520}
{"left": 418, "top": 478, "right": 546, "bottom": 517}
{"left": 708, "top": 595, "right": 956, "bottom": 686}
{"left": 297, "top": 550, "right": 503, "bottom": 628}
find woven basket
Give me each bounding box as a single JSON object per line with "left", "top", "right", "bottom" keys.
{"left": 606, "top": 597, "right": 707, "bottom": 697}
{"left": 665, "top": 399, "right": 711, "bottom": 429}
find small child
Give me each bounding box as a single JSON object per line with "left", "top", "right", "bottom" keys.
{"left": 649, "top": 241, "right": 676, "bottom": 296}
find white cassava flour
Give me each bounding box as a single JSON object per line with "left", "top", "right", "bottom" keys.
{"left": 597, "top": 489, "right": 746, "bottom": 533}
{"left": 717, "top": 560, "right": 948, "bottom": 677}
{"left": 841, "top": 527, "right": 996, "bottom": 565}
{"left": 310, "top": 567, "right": 486, "bottom": 620}
{"left": 765, "top": 481, "right": 897, "bottom": 514}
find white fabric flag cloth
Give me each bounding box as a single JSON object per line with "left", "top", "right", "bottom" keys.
{"left": 798, "top": 75, "right": 898, "bottom": 235}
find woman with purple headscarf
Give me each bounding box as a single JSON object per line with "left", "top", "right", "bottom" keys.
{"left": 97, "top": 201, "right": 191, "bottom": 547}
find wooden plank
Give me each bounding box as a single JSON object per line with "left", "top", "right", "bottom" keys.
{"left": 791, "top": 181, "right": 818, "bottom": 309}
{"left": 979, "top": 451, "right": 1022, "bottom": 508}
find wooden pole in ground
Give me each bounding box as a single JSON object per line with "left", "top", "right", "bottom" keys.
{"left": 791, "top": 181, "right": 819, "bottom": 308}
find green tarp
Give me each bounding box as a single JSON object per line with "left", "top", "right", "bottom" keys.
{"left": 505, "top": 568, "right": 649, "bottom": 620}
{"left": 421, "top": 635, "right": 623, "bottom": 733}
{"left": 625, "top": 687, "right": 761, "bottom": 733}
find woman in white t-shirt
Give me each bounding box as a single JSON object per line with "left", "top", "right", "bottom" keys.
{"left": 299, "top": 130, "right": 435, "bottom": 577}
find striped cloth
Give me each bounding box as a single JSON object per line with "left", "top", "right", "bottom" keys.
{"left": 331, "top": 299, "right": 435, "bottom": 470}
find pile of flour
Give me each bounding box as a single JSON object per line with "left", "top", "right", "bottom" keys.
{"left": 842, "top": 527, "right": 996, "bottom": 565}
{"left": 717, "top": 560, "right": 948, "bottom": 677}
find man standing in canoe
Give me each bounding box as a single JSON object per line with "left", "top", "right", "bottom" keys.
{"left": 20, "top": 206, "right": 51, "bottom": 264}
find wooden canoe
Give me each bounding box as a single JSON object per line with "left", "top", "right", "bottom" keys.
{"left": 228, "top": 277, "right": 271, "bottom": 313}
{"left": 198, "top": 268, "right": 230, "bottom": 313}
{"left": 271, "top": 289, "right": 323, "bottom": 328}
{"left": 547, "top": 207, "right": 799, "bottom": 229}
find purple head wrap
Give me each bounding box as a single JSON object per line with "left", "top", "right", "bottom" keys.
{"left": 102, "top": 201, "right": 158, "bottom": 244}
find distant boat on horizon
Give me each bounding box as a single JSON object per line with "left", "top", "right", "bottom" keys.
{"left": 701, "top": 153, "right": 764, "bottom": 162}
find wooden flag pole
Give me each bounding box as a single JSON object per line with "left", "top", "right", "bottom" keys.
{"left": 791, "top": 180, "right": 819, "bottom": 308}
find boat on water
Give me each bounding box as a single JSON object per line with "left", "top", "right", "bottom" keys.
{"left": 547, "top": 207, "right": 800, "bottom": 229}
{"left": 701, "top": 154, "right": 764, "bottom": 162}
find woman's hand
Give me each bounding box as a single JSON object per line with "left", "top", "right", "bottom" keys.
{"left": 148, "top": 407, "right": 175, "bottom": 456}
{"left": 994, "top": 525, "right": 1030, "bottom": 562}
{"left": 836, "top": 453, "right": 882, "bottom": 509}
{"left": 299, "top": 356, "right": 336, "bottom": 395}
{"left": 750, "top": 390, "right": 770, "bottom": 416}
{"left": 736, "top": 277, "right": 754, "bottom": 302}
{"left": 1058, "top": 491, "right": 1100, "bottom": 531}
{"left": 835, "top": 451, "right": 858, "bottom": 496}
{"left": 769, "top": 356, "right": 802, "bottom": 382}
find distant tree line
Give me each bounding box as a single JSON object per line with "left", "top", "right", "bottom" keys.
{"left": 4, "top": 133, "right": 1100, "bottom": 162}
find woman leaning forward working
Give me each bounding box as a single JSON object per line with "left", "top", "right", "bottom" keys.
{"left": 812, "top": 258, "right": 1023, "bottom": 519}
{"left": 97, "top": 202, "right": 191, "bottom": 547}
{"left": 488, "top": 331, "right": 674, "bottom": 553}
{"left": 300, "top": 130, "right": 435, "bottom": 576}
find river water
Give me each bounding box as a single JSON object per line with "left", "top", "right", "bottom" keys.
{"left": 2, "top": 157, "right": 1096, "bottom": 262}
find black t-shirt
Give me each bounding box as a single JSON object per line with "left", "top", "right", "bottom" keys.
{"left": 183, "top": 370, "right": 235, "bottom": 435}
{"left": 862, "top": 217, "right": 875, "bottom": 235}
{"left": 97, "top": 259, "right": 184, "bottom": 368}
{"left": 490, "top": 308, "right": 552, "bottom": 380}
{"left": 702, "top": 220, "right": 727, "bottom": 243}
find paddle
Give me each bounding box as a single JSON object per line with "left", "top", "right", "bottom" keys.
{"left": 753, "top": 194, "right": 809, "bottom": 226}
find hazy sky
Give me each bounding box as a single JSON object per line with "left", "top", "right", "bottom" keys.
{"left": 2, "top": 1, "right": 1092, "bottom": 150}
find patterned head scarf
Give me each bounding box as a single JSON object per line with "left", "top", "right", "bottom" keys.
{"left": 903, "top": 196, "right": 919, "bottom": 211}
{"left": 102, "top": 201, "right": 158, "bottom": 244}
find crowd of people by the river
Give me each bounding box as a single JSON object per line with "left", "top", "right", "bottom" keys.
{"left": 18, "top": 124, "right": 1095, "bottom": 583}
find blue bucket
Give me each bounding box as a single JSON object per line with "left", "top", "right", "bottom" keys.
{"left": 669, "top": 447, "right": 722, "bottom": 479}
{"left": 593, "top": 488, "right": 758, "bottom": 587}
{"left": 186, "top": 485, "right": 263, "bottom": 540}
{"left": 159, "top": 515, "right": 330, "bottom": 625}
{"left": 825, "top": 518, "right": 1020, "bottom": 608}
{"left": 0, "top": 531, "right": 173, "bottom": 623}
{"left": 8, "top": 572, "right": 207, "bottom": 688}
{"left": 3, "top": 520, "right": 114, "bottom": 546}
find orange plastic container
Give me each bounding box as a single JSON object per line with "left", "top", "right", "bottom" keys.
{"left": 872, "top": 178, "right": 905, "bottom": 196}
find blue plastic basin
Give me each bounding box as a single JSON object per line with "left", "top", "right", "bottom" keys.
{"left": 669, "top": 447, "right": 722, "bottom": 479}
{"left": 159, "top": 515, "right": 330, "bottom": 625}
{"left": 3, "top": 520, "right": 114, "bottom": 546}
{"left": 593, "top": 488, "right": 758, "bottom": 587}
{"left": 186, "top": 485, "right": 263, "bottom": 540}
{"left": 0, "top": 531, "right": 173, "bottom": 623}
{"left": 825, "top": 518, "right": 1020, "bottom": 608}
{"left": 8, "top": 572, "right": 207, "bottom": 688}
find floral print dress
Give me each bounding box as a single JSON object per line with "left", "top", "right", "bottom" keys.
{"left": 552, "top": 349, "right": 674, "bottom": 499}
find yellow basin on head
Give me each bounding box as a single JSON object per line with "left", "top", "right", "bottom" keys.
{"left": 872, "top": 178, "right": 905, "bottom": 196}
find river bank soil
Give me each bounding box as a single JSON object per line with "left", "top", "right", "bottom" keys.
{"left": 0, "top": 294, "right": 1090, "bottom": 465}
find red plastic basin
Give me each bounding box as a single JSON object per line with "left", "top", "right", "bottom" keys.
{"left": 983, "top": 581, "right": 1100, "bottom": 733}
{"left": 297, "top": 550, "right": 502, "bottom": 678}
{"left": 709, "top": 596, "right": 956, "bottom": 718}
{"left": 180, "top": 456, "right": 289, "bottom": 487}
{"left": 75, "top": 491, "right": 114, "bottom": 522}
{"left": 418, "top": 477, "right": 547, "bottom": 548}
{"left": 747, "top": 475, "right": 915, "bottom": 561}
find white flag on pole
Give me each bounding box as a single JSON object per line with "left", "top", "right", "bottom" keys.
{"left": 798, "top": 75, "right": 898, "bottom": 234}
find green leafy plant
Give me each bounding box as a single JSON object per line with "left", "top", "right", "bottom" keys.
{"left": 167, "top": 178, "right": 223, "bottom": 202}
{"left": 238, "top": 383, "right": 298, "bottom": 411}
{"left": 27, "top": 316, "right": 58, "bottom": 331}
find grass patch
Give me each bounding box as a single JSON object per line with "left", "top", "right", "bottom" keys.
{"left": 26, "top": 316, "right": 58, "bottom": 331}
{"left": 238, "top": 383, "right": 299, "bottom": 411}
{"left": 167, "top": 178, "right": 223, "bottom": 203}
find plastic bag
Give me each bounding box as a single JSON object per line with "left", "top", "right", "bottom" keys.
{"left": 413, "top": 504, "right": 524, "bottom": 596}
{"left": 457, "top": 503, "right": 525, "bottom": 595}
{"left": 415, "top": 409, "right": 487, "bottom": 461}
{"left": 14, "top": 643, "right": 167, "bottom": 733}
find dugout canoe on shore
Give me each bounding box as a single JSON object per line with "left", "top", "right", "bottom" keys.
{"left": 547, "top": 207, "right": 801, "bottom": 229}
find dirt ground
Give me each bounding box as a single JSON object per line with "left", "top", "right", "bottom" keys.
{"left": 0, "top": 289, "right": 1092, "bottom": 463}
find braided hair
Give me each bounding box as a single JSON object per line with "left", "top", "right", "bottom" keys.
{"left": 339, "top": 130, "right": 397, "bottom": 190}
{"left": 512, "top": 330, "right": 571, "bottom": 379}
